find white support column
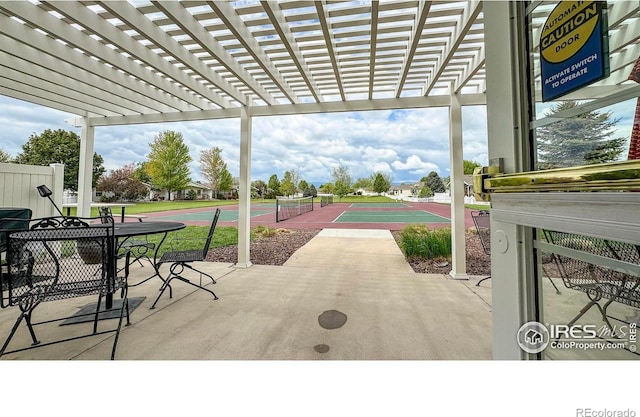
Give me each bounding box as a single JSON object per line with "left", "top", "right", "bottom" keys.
{"left": 77, "top": 115, "right": 95, "bottom": 217}
{"left": 236, "top": 98, "right": 253, "bottom": 268}
{"left": 484, "top": 1, "right": 531, "bottom": 359}
{"left": 448, "top": 91, "right": 468, "bottom": 280}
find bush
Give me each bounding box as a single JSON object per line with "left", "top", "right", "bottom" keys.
{"left": 400, "top": 224, "right": 451, "bottom": 259}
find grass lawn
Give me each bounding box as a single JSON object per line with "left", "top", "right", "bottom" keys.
{"left": 142, "top": 225, "right": 238, "bottom": 257}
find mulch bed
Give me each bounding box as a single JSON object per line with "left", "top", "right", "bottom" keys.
{"left": 206, "top": 228, "right": 491, "bottom": 275}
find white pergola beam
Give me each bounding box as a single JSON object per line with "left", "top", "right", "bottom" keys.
{"left": 368, "top": 1, "right": 379, "bottom": 100}
{"left": 315, "top": 1, "right": 345, "bottom": 101}
{"left": 43, "top": 1, "right": 231, "bottom": 109}
{"left": 207, "top": 0, "right": 299, "bottom": 104}
{"left": 152, "top": 1, "right": 276, "bottom": 106}
{"left": 0, "top": 10, "right": 193, "bottom": 114}
{"left": 86, "top": 95, "right": 485, "bottom": 127}
{"left": 423, "top": 0, "right": 482, "bottom": 96}
{"left": 394, "top": 1, "right": 431, "bottom": 98}
{"left": 94, "top": 1, "right": 243, "bottom": 107}
{"left": 261, "top": 1, "right": 323, "bottom": 103}
{"left": 0, "top": 1, "right": 213, "bottom": 111}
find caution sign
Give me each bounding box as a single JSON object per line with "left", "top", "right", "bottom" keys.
{"left": 540, "top": 1, "right": 609, "bottom": 102}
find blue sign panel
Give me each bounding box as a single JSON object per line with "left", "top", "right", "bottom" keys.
{"left": 540, "top": 1, "right": 610, "bottom": 102}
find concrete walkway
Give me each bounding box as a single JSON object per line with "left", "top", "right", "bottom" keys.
{"left": 0, "top": 229, "right": 493, "bottom": 360}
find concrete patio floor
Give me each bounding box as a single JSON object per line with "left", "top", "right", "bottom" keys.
{"left": 0, "top": 229, "right": 493, "bottom": 360}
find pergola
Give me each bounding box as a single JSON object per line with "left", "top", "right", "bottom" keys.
{"left": 1, "top": 1, "right": 638, "bottom": 276}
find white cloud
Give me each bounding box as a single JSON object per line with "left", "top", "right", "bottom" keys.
{"left": 392, "top": 155, "right": 439, "bottom": 175}
{"left": 0, "top": 96, "right": 493, "bottom": 185}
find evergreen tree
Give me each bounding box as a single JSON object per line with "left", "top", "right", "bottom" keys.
{"left": 537, "top": 100, "right": 626, "bottom": 168}
{"left": 146, "top": 130, "right": 191, "bottom": 200}
{"left": 373, "top": 172, "right": 388, "bottom": 194}
{"left": 422, "top": 171, "right": 445, "bottom": 193}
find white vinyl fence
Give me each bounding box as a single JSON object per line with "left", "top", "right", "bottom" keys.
{"left": 0, "top": 162, "right": 64, "bottom": 218}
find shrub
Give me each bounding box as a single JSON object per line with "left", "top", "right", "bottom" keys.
{"left": 400, "top": 224, "right": 452, "bottom": 259}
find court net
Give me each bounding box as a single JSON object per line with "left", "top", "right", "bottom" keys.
{"left": 319, "top": 194, "right": 334, "bottom": 207}
{"left": 276, "top": 196, "right": 314, "bottom": 222}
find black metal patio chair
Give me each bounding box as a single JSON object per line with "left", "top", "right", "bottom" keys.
{"left": 542, "top": 230, "right": 640, "bottom": 336}
{"left": 150, "top": 208, "right": 221, "bottom": 309}
{"left": 0, "top": 215, "right": 131, "bottom": 359}
{"left": 99, "top": 206, "right": 155, "bottom": 270}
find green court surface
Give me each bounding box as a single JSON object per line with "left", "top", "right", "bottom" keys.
{"left": 335, "top": 210, "right": 450, "bottom": 223}
{"left": 156, "top": 209, "right": 272, "bottom": 222}
{"left": 349, "top": 202, "right": 409, "bottom": 208}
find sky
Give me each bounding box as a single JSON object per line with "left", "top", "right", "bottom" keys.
{"left": 0, "top": 95, "right": 489, "bottom": 186}
{"left": 1, "top": 94, "right": 636, "bottom": 187}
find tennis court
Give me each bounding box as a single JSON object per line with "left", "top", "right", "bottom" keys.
{"left": 349, "top": 202, "right": 409, "bottom": 208}
{"left": 156, "top": 209, "right": 273, "bottom": 222}
{"left": 335, "top": 210, "right": 450, "bottom": 223}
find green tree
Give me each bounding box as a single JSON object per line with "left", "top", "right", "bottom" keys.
{"left": 537, "top": 100, "right": 626, "bottom": 168}
{"left": 0, "top": 149, "right": 12, "bottom": 163}
{"left": 331, "top": 163, "right": 352, "bottom": 190}
{"left": 333, "top": 179, "right": 350, "bottom": 200}
{"left": 132, "top": 161, "right": 152, "bottom": 184}
{"left": 421, "top": 171, "right": 446, "bottom": 193}
{"left": 373, "top": 172, "right": 389, "bottom": 194}
{"left": 218, "top": 169, "right": 233, "bottom": 196}
{"left": 146, "top": 130, "right": 191, "bottom": 200}
{"left": 353, "top": 177, "right": 372, "bottom": 190}
{"left": 15, "top": 129, "right": 105, "bottom": 190}
{"left": 306, "top": 184, "right": 317, "bottom": 197}
{"left": 280, "top": 170, "right": 296, "bottom": 197}
{"left": 418, "top": 185, "right": 434, "bottom": 198}
{"left": 463, "top": 160, "right": 481, "bottom": 175}
{"left": 251, "top": 179, "right": 268, "bottom": 199}
{"left": 200, "top": 146, "right": 232, "bottom": 199}
{"left": 319, "top": 182, "right": 334, "bottom": 194}
{"left": 97, "top": 163, "right": 148, "bottom": 201}
{"left": 298, "top": 180, "right": 309, "bottom": 194}
{"left": 267, "top": 174, "right": 281, "bottom": 199}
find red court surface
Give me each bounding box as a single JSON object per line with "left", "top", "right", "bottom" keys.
{"left": 142, "top": 201, "right": 480, "bottom": 231}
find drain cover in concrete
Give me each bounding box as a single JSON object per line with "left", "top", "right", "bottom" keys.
{"left": 314, "top": 344, "right": 330, "bottom": 353}
{"left": 318, "top": 310, "right": 347, "bottom": 329}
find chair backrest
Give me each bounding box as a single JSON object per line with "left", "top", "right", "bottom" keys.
{"left": 98, "top": 206, "right": 115, "bottom": 224}
{"left": 1, "top": 216, "right": 117, "bottom": 307}
{"left": 471, "top": 210, "right": 490, "bottom": 255}
{"left": 200, "top": 208, "right": 221, "bottom": 258}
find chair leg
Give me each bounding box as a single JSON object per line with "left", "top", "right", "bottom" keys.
{"left": 111, "top": 286, "right": 129, "bottom": 360}
{"left": 150, "top": 274, "right": 174, "bottom": 309}
{"left": 183, "top": 263, "right": 217, "bottom": 284}
{"left": 476, "top": 275, "right": 491, "bottom": 286}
